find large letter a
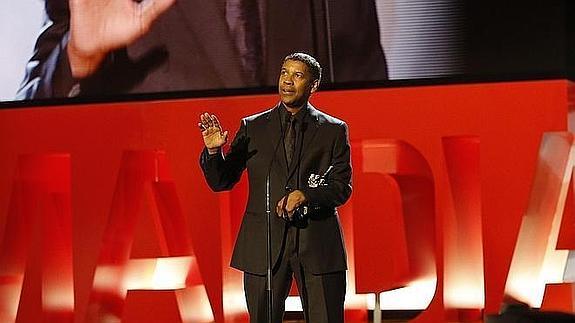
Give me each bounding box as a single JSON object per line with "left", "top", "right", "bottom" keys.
{"left": 86, "top": 150, "right": 213, "bottom": 322}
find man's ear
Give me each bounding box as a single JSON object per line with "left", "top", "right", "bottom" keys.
{"left": 310, "top": 79, "right": 320, "bottom": 93}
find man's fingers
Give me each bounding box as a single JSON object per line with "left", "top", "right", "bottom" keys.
{"left": 281, "top": 196, "right": 290, "bottom": 220}
{"left": 276, "top": 197, "right": 285, "bottom": 217}
{"left": 206, "top": 113, "right": 214, "bottom": 127}
{"left": 211, "top": 114, "right": 220, "bottom": 125}
{"left": 277, "top": 198, "right": 283, "bottom": 216}
{"left": 200, "top": 116, "right": 209, "bottom": 132}
{"left": 277, "top": 193, "right": 294, "bottom": 220}
{"left": 139, "top": 0, "right": 176, "bottom": 32}
{"left": 284, "top": 192, "right": 295, "bottom": 213}
{"left": 200, "top": 113, "right": 214, "bottom": 128}
{"left": 211, "top": 114, "right": 223, "bottom": 131}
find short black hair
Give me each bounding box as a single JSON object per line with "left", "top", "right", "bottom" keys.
{"left": 283, "top": 52, "right": 322, "bottom": 83}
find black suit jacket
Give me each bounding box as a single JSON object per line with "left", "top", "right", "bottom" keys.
{"left": 17, "top": 0, "right": 387, "bottom": 99}
{"left": 200, "top": 103, "right": 351, "bottom": 275}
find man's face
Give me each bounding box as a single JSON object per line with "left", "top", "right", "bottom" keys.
{"left": 278, "top": 59, "right": 319, "bottom": 108}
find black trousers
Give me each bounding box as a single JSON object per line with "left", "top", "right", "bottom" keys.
{"left": 243, "top": 226, "right": 346, "bottom": 323}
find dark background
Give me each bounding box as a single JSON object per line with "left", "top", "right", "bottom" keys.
{"left": 465, "top": 0, "right": 573, "bottom": 80}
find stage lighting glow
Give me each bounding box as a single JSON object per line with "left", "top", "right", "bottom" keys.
{"left": 285, "top": 296, "right": 303, "bottom": 311}
{"left": 93, "top": 265, "right": 123, "bottom": 292}
{"left": 0, "top": 278, "right": 23, "bottom": 323}
{"left": 366, "top": 277, "right": 437, "bottom": 310}
{"left": 43, "top": 283, "right": 75, "bottom": 310}
{"left": 443, "top": 267, "right": 485, "bottom": 309}
{"left": 223, "top": 290, "right": 248, "bottom": 315}
{"left": 151, "top": 257, "right": 192, "bottom": 290}
{"left": 123, "top": 256, "right": 192, "bottom": 290}
{"left": 176, "top": 285, "right": 215, "bottom": 322}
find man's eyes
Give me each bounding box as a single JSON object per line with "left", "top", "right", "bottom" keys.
{"left": 280, "top": 70, "right": 305, "bottom": 78}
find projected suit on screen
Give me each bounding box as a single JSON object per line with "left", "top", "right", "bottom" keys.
{"left": 16, "top": 0, "right": 387, "bottom": 99}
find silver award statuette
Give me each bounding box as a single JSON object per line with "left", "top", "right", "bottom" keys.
{"left": 308, "top": 173, "right": 321, "bottom": 188}
{"left": 307, "top": 165, "right": 334, "bottom": 188}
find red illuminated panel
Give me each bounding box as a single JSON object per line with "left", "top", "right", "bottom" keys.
{"left": 218, "top": 179, "right": 250, "bottom": 322}
{"left": 442, "top": 136, "right": 484, "bottom": 320}
{"left": 353, "top": 139, "right": 439, "bottom": 320}
{"left": 504, "top": 132, "right": 573, "bottom": 307}
{"left": 0, "top": 154, "right": 74, "bottom": 323}
{"left": 0, "top": 79, "right": 572, "bottom": 321}
{"left": 541, "top": 283, "right": 575, "bottom": 312}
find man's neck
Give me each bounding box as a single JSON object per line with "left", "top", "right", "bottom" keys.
{"left": 284, "top": 102, "right": 307, "bottom": 115}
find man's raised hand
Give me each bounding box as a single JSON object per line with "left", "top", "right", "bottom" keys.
{"left": 199, "top": 113, "right": 228, "bottom": 154}
{"left": 67, "top": 0, "right": 176, "bottom": 78}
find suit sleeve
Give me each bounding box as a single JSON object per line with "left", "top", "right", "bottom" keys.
{"left": 302, "top": 122, "right": 352, "bottom": 208}
{"left": 200, "top": 119, "right": 249, "bottom": 192}
{"left": 16, "top": 0, "right": 80, "bottom": 99}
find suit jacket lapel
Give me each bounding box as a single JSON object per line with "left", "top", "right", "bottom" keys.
{"left": 177, "top": 0, "right": 247, "bottom": 86}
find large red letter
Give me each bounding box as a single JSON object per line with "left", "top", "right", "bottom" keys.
{"left": 0, "top": 154, "right": 74, "bottom": 323}
{"left": 86, "top": 150, "right": 213, "bottom": 322}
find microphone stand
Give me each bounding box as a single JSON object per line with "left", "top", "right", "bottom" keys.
{"left": 265, "top": 112, "right": 290, "bottom": 323}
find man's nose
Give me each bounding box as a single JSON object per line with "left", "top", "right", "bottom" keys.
{"left": 283, "top": 76, "right": 294, "bottom": 84}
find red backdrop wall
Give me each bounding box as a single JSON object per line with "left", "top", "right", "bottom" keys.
{"left": 0, "top": 79, "right": 573, "bottom": 322}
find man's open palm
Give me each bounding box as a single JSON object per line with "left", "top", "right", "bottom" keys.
{"left": 68, "top": 0, "right": 175, "bottom": 77}
{"left": 199, "top": 113, "right": 228, "bottom": 151}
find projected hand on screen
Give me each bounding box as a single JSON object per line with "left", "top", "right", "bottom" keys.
{"left": 199, "top": 113, "right": 228, "bottom": 155}
{"left": 67, "top": 0, "right": 175, "bottom": 78}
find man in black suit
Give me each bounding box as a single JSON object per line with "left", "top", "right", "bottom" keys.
{"left": 199, "top": 53, "right": 351, "bottom": 323}
{"left": 16, "top": 0, "right": 387, "bottom": 99}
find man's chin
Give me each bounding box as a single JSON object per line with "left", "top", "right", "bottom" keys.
{"left": 281, "top": 98, "right": 303, "bottom": 108}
